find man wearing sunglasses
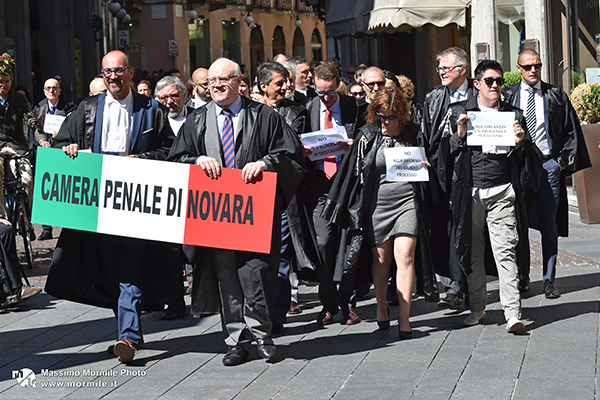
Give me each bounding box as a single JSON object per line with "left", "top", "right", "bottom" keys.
{"left": 361, "top": 66, "right": 386, "bottom": 102}
{"left": 47, "top": 50, "right": 176, "bottom": 364}
{"left": 503, "top": 49, "right": 591, "bottom": 299}
{"left": 186, "top": 67, "right": 211, "bottom": 110}
{"left": 423, "top": 47, "right": 478, "bottom": 312}
{"left": 303, "top": 62, "right": 366, "bottom": 326}
{"left": 439, "top": 60, "right": 541, "bottom": 334}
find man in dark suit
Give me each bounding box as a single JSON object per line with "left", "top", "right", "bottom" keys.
{"left": 290, "top": 56, "right": 317, "bottom": 100}
{"left": 47, "top": 50, "right": 175, "bottom": 364}
{"left": 303, "top": 62, "right": 366, "bottom": 326}
{"left": 33, "top": 77, "right": 75, "bottom": 240}
{"left": 423, "top": 47, "right": 477, "bottom": 311}
{"left": 503, "top": 49, "right": 591, "bottom": 298}
{"left": 168, "top": 58, "right": 304, "bottom": 366}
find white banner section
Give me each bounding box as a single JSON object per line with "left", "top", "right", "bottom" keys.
{"left": 466, "top": 111, "right": 516, "bottom": 147}
{"left": 384, "top": 147, "right": 429, "bottom": 182}
{"left": 300, "top": 127, "right": 348, "bottom": 161}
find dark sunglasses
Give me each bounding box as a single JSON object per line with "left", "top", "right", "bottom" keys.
{"left": 376, "top": 112, "right": 397, "bottom": 122}
{"left": 518, "top": 63, "right": 542, "bottom": 71}
{"left": 481, "top": 77, "right": 505, "bottom": 87}
{"left": 349, "top": 91, "right": 365, "bottom": 97}
{"left": 364, "top": 81, "right": 385, "bottom": 90}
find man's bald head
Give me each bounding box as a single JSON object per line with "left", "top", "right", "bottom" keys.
{"left": 517, "top": 48, "right": 540, "bottom": 65}
{"left": 43, "top": 78, "right": 61, "bottom": 104}
{"left": 89, "top": 77, "right": 107, "bottom": 96}
{"left": 192, "top": 67, "right": 210, "bottom": 101}
{"left": 101, "top": 50, "right": 133, "bottom": 100}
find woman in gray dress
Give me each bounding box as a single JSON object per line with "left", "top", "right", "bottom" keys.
{"left": 364, "top": 88, "right": 418, "bottom": 338}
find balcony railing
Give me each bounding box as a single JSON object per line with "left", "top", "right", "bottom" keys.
{"left": 253, "top": 0, "right": 272, "bottom": 7}
{"left": 206, "top": 0, "right": 249, "bottom": 5}
{"left": 296, "top": 0, "right": 312, "bottom": 12}
{"left": 275, "top": 0, "right": 293, "bottom": 9}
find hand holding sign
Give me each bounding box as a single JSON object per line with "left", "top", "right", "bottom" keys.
{"left": 466, "top": 111, "right": 516, "bottom": 147}
{"left": 300, "top": 127, "right": 349, "bottom": 161}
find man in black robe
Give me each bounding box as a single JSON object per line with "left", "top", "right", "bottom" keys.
{"left": 168, "top": 58, "right": 304, "bottom": 366}
{"left": 503, "top": 49, "right": 591, "bottom": 297}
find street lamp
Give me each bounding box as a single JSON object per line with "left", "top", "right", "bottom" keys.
{"left": 122, "top": 14, "right": 131, "bottom": 24}
{"left": 188, "top": 8, "right": 198, "bottom": 19}
{"left": 244, "top": 12, "right": 253, "bottom": 27}
{"left": 116, "top": 9, "right": 126, "bottom": 20}
{"left": 107, "top": 1, "right": 121, "bottom": 15}
{"left": 294, "top": 16, "right": 302, "bottom": 28}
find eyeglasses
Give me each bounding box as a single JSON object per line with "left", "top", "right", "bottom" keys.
{"left": 481, "top": 77, "right": 505, "bottom": 87}
{"left": 377, "top": 112, "right": 398, "bottom": 122}
{"left": 101, "top": 66, "right": 131, "bottom": 77}
{"left": 349, "top": 91, "right": 365, "bottom": 97}
{"left": 44, "top": 86, "right": 59, "bottom": 92}
{"left": 436, "top": 65, "right": 463, "bottom": 73}
{"left": 158, "top": 93, "right": 180, "bottom": 102}
{"left": 363, "top": 81, "right": 385, "bottom": 90}
{"left": 317, "top": 90, "right": 337, "bottom": 97}
{"left": 207, "top": 75, "right": 239, "bottom": 86}
{"left": 518, "top": 63, "right": 542, "bottom": 71}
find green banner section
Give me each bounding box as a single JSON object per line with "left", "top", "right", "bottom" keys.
{"left": 32, "top": 147, "right": 103, "bottom": 232}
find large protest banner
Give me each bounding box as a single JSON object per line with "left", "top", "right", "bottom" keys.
{"left": 32, "top": 147, "right": 277, "bottom": 253}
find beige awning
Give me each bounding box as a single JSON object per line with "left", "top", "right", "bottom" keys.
{"left": 497, "top": 0, "right": 524, "bottom": 25}
{"left": 326, "top": 0, "right": 374, "bottom": 38}
{"left": 367, "top": 0, "right": 471, "bottom": 32}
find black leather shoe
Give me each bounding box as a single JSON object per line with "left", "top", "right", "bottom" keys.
{"left": 544, "top": 281, "right": 560, "bottom": 299}
{"left": 437, "top": 293, "right": 464, "bottom": 310}
{"left": 160, "top": 309, "right": 185, "bottom": 320}
{"left": 377, "top": 320, "right": 390, "bottom": 330}
{"left": 222, "top": 345, "right": 249, "bottom": 366}
{"left": 38, "top": 231, "right": 52, "bottom": 241}
{"left": 398, "top": 330, "right": 413, "bottom": 340}
{"left": 518, "top": 280, "right": 530, "bottom": 293}
{"left": 256, "top": 339, "right": 276, "bottom": 362}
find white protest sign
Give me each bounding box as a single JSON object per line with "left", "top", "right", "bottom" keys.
{"left": 384, "top": 146, "right": 429, "bottom": 182}
{"left": 300, "top": 127, "right": 348, "bottom": 161}
{"left": 43, "top": 114, "right": 66, "bottom": 135}
{"left": 466, "top": 111, "right": 515, "bottom": 147}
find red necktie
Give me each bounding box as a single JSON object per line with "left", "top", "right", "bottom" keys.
{"left": 323, "top": 109, "right": 336, "bottom": 179}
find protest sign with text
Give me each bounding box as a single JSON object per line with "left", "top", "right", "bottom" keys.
{"left": 300, "top": 127, "right": 348, "bottom": 161}
{"left": 43, "top": 114, "right": 66, "bottom": 135}
{"left": 384, "top": 147, "right": 429, "bottom": 182}
{"left": 32, "top": 148, "right": 277, "bottom": 253}
{"left": 466, "top": 111, "right": 516, "bottom": 147}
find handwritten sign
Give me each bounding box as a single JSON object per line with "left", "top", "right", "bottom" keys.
{"left": 466, "top": 111, "right": 515, "bottom": 147}
{"left": 43, "top": 114, "right": 66, "bottom": 135}
{"left": 384, "top": 147, "right": 429, "bottom": 182}
{"left": 300, "top": 127, "right": 348, "bottom": 161}
{"left": 32, "top": 147, "right": 277, "bottom": 253}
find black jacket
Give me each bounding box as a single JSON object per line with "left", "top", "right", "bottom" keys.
{"left": 502, "top": 82, "right": 591, "bottom": 236}
{"left": 321, "top": 120, "right": 439, "bottom": 301}
{"left": 0, "top": 89, "right": 46, "bottom": 154}
{"left": 440, "top": 96, "right": 542, "bottom": 278}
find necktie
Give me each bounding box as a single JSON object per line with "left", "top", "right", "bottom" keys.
{"left": 221, "top": 108, "right": 236, "bottom": 168}
{"left": 526, "top": 87, "right": 537, "bottom": 141}
{"left": 323, "top": 109, "right": 336, "bottom": 179}
{"left": 49, "top": 105, "right": 55, "bottom": 115}
{"left": 451, "top": 90, "right": 461, "bottom": 103}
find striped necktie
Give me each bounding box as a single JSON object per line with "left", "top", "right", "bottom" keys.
{"left": 220, "top": 108, "right": 236, "bottom": 168}
{"left": 525, "top": 87, "right": 537, "bottom": 141}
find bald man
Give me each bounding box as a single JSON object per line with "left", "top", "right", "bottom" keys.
{"left": 89, "top": 76, "right": 107, "bottom": 96}
{"left": 46, "top": 50, "right": 176, "bottom": 364}
{"left": 168, "top": 58, "right": 304, "bottom": 366}
{"left": 186, "top": 67, "right": 211, "bottom": 109}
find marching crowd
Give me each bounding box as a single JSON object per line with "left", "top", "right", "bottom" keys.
{"left": 0, "top": 45, "right": 590, "bottom": 366}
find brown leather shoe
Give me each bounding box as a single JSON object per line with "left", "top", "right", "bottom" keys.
{"left": 113, "top": 340, "right": 136, "bottom": 363}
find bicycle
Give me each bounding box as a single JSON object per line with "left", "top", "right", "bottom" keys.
{"left": 1, "top": 149, "right": 35, "bottom": 271}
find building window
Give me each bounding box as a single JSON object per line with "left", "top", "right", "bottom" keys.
{"left": 222, "top": 19, "right": 241, "bottom": 64}
{"left": 189, "top": 18, "right": 211, "bottom": 70}
{"left": 292, "top": 27, "right": 305, "bottom": 58}
{"left": 311, "top": 28, "right": 322, "bottom": 62}
{"left": 272, "top": 26, "right": 286, "bottom": 58}
{"left": 250, "top": 26, "right": 265, "bottom": 80}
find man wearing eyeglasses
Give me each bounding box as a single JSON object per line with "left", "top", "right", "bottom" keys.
{"left": 168, "top": 58, "right": 304, "bottom": 367}
{"left": 47, "top": 50, "right": 175, "bottom": 364}
{"left": 439, "top": 60, "right": 541, "bottom": 334}
{"left": 361, "top": 66, "right": 386, "bottom": 102}
{"left": 33, "top": 78, "right": 75, "bottom": 240}
{"left": 155, "top": 76, "right": 191, "bottom": 135}
{"left": 503, "top": 49, "right": 591, "bottom": 298}
{"left": 303, "top": 62, "right": 366, "bottom": 326}
{"left": 422, "top": 47, "right": 477, "bottom": 312}
{"left": 186, "top": 67, "right": 211, "bottom": 109}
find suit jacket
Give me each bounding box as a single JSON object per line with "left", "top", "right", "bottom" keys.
{"left": 0, "top": 89, "right": 46, "bottom": 155}
{"left": 53, "top": 91, "right": 174, "bottom": 160}
{"left": 33, "top": 97, "right": 76, "bottom": 135}
{"left": 46, "top": 91, "right": 176, "bottom": 311}
{"left": 502, "top": 81, "right": 591, "bottom": 237}
{"left": 167, "top": 96, "right": 305, "bottom": 315}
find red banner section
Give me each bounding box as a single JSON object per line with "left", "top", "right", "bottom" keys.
{"left": 183, "top": 166, "right": 277, "bottom": 254}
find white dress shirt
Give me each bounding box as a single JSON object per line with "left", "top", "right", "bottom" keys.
{"left": 519, "top": 81, "right": 552, "bottom": 156}
{"left": 101, "top": 91, "right": 133, "bottom": 155}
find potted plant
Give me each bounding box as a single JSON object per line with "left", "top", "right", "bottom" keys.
{"left": 570, "top": 82, "right": 600, "bottom": 224}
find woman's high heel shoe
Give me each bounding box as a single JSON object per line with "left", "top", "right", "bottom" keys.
{"left": 377, "top": 304, "right": 390, "bottom": 330}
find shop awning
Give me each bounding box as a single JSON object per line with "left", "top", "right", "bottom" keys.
{"left": 367, "top": 0, "right": 471, "bottom": 32}
{"left": 497, "top": 0, "right": 524, "bottom": 25}
{"left": 326, "top": 0, "right": 374, "bottom": 38}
